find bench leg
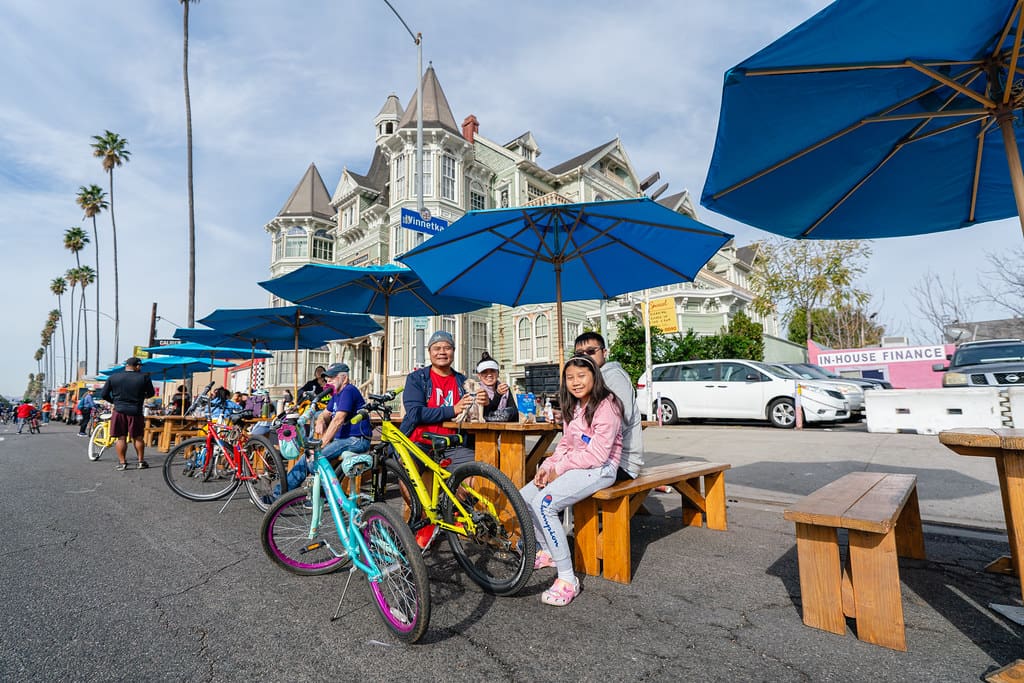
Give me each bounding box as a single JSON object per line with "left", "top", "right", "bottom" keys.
{"left": 704, "top": 471, "right": 728, "bottom": 531}
{"left": 895, "top": 488, "right": 926, "bottom": 560}
{"left": 794, "top": 523, "right": 845, "bottom": 636}
{"left": 601, "top": 495, "right": 633, "bottom": 584}
{"left": 848, "top": 529, "right": 906, "bottom": 651}
{"left": 573, "top": 498, "right": 600, "bottom": 577}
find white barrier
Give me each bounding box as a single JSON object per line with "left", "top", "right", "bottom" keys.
{"left": 865, "top": 388, "right": 1004, "bottom": 435}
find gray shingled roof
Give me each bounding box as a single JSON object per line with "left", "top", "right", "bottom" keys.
{"left": 376, "top": 93, "right": 404, "bottom": 120}
{"left": 735, "top": 244, "right": 758, "bottom": 266}
{"left": 398, "top": 65, "right": 460, "bottom": 136}
{"left": 349, "top": 146, "right": 389, "bottom": 195}
{"left": 657, "top": 192, "right": 686, "bottom": 210}
{"left": 278, "top": 163, "right": 334, "bottom": 220}
{"left": 547, "top": 138, "right": 617, "bottom": 175}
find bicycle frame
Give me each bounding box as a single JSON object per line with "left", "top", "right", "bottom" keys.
{"left": 195, "top": 419, "right": 261, "bottom": 481}
{"left": 376, "top": 420, "right": 497, "bottom": 536}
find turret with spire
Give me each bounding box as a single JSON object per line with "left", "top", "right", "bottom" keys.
{"left": 375, "top": 94, "right": 404, "bottom": 145}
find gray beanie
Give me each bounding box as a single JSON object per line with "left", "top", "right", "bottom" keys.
{"left": 427, "top": 330, "right": 455, "bottom": 349}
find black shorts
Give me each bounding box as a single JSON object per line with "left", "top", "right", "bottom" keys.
{"left": 110, "top": 411, "right": 144, "bottom": 439}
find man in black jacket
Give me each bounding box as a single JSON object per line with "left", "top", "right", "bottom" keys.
{"left": 100, "top": 357, "right": 156, "bottom": 471}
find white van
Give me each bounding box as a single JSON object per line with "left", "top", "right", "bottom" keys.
{"left": 635, "top": 359, "right": 849, "bottom": 428}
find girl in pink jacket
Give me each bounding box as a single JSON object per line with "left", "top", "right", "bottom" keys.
{"left": 520, "top": 353, "right": 623, "bottom": 606}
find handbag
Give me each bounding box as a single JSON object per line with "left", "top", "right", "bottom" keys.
{"left": 484, "top": 391, "right": 516, "bottom": 423}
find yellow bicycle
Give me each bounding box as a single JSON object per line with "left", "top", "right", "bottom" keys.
{"left": 88, "top": 412, "right": 116, "bottom": 461}
{"left": 350, "top": 389, "right": 536, "bottom": 596}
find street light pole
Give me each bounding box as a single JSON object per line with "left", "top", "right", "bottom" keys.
{"left": 381, "top": 1, "right": 424, "bottom": 216}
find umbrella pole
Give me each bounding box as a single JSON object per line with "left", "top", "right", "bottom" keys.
{"left": 556, "top": 263, "right": 565, "bottom": 367}
{"left": 293, "top": 314, "right": 300, "bottom": 402}
{"left": 997, "top": 111, "right": 1024, "bottom": 238}
{"left": 382, "top": 297, "right": 390, "bottom": 394}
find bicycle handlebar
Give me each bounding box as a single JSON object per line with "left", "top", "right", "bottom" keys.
{"left": 351, "top": 387, "right": 403, "bottom": 424}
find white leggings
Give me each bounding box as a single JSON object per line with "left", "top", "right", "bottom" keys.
{"left": 520, "top": 463, "right": 616, "bottom": 574}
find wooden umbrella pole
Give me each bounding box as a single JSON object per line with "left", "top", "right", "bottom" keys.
{"left": 997, "top": 109, "right": 1024, "bottom": 238}
{"left": 382, "top": 296, "right": 390, "bottom": 394}
{"left": 293, "top": 310, "right": 300, "bottom": 402}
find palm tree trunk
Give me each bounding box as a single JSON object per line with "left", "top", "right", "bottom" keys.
{"left": 91, "top": 215, "right": 100, "bottom": 372}
{"left": 108, "top": 171, "right": 120, "bottom": 365}
{"left": 80, "top": 288, "right": 89, "bottom": 377}
{"left": 68, "top": 283, "right": 77, "bottom": 380}
{"left": 58, "top": 297, "right": 67, "bottom": 383}
{"left": 184, "top": 1, "right": 197, "bottom": 327}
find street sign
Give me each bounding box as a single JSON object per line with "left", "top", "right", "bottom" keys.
{"left": 413, "top": 316, "right": 429, "bottom": 330}
{"left": 153, "top": 339, "right": 183, "bottom": 346}
{"left": 401, "top": 207, "right": 449, "bottom": 235}
{"left": 132, "top": 345, "right": 151, "bottom": 359}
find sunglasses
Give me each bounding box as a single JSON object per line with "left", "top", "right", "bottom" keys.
{"left": 575, "top": 346, "right": 605, "bottom": 356}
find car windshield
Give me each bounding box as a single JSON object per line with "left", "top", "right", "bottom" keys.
{"left": 790, "top": 363, "right": 834, "bottom": 379}
{"left": 952, "top": 343, "right": 1024, "bottom": 366}
{"left": 751, "top": 361, "right": 795, "bottom": 379}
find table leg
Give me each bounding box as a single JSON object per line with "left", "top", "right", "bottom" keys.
{"left": 497, "top": 435, "right": 527, "bottom": 488}
{"left": 1001, "top": 452, "right": 1024, "bottom": 602}
{"left": 524, "top": 433, "right": 557, "bottom": 485}
{"left": 159, "top": 421, "right": 174, "bottom": 452}
{"left": 474, "top": 432, "right": 500, "bottom": 470}
{"left": 794, "top": 523, "right": 845, "bottom": 636}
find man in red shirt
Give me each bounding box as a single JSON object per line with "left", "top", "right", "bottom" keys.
{"left": 400, "top": 329, "right": 477, "bottom": 548}
{"left": 16, "top": 402, "right": 34, "bottom": 434}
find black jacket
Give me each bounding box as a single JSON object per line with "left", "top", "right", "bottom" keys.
{"left": 101, "top": 370, "right": 155, "bottom": 416}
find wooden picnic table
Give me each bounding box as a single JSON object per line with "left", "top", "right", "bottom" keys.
{"left": 145, "top": 415, "right": 207, "bottom": 452}
{"left": 443, "top": 421, "right": 559, "bottom": 488}
{"left": 441, "top": 419, "right": 659, "bottom": 489}
{"left": 938, "top": 427, "right": 1024, "bottom": 603}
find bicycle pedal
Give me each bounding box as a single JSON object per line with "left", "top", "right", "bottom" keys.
{"left": 299, "top": 541, "right": 325, "bottom": 554}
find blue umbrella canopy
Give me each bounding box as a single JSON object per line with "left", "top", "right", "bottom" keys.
{"left": 701, "top": 0, "right": 1024, "bottom": 239}
{"left": 257, "top": 264, "right": 487, "bottom": 381}
{"left": 140, "top": 341, "right": 273, "bottom": 361}
{"left": 101, "top": 356, "right": 235, "bottom": 381}
{"left": 197, "top": 305, "right": 381, "bottom": 395}
{"left": 399, "top": 197, "right": 732, "bottom": 362}
{"left": 172, "top": 327, "right": 335, "bottom": 352}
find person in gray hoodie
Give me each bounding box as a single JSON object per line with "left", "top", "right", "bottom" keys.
{"left": 573, "top": 332, "right": 644, "bottom": 479}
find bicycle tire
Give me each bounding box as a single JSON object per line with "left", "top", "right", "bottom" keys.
{"left": 88, "top": 422, "right": 110, "bottom": 461}
{"left": 162, "top": 437, "right": 238, "bottom": 501}
{"left": 362, "top": 503, "right": 431, "bottom": 643}
{"left": 242, "top": 435, "right": 287, "bottom": 512}
{"left": 260, "top": 489, "right": 348, "bottom": 576}
{"left": 442, "top": 460, "right": 536, "bottom": 597}
{"left": 378, "top": 458, "right": 423, "bottom": 525}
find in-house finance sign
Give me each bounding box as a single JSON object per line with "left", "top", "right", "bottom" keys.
{"left": 817, "top": 345, "right": 946, "bottom": 367}
{"left": 401, "top": 208, "right": 449, "bottom": 235}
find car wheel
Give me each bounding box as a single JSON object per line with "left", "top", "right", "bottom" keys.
{"left": 654, "top": 399, "right": 678, "bottom": 425}
{"left": 768, "top": 398, "right": 796, "bottom": 429}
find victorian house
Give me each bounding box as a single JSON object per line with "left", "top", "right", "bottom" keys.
{"left": 262, "top": 66, "right": 773, "bottom": 394}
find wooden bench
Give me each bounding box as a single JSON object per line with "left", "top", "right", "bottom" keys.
{"left": 783, "top": 472, "right": 926, "bottom": 651}
{"left": 573, "top": 461, "right": 731, "bottom": 584}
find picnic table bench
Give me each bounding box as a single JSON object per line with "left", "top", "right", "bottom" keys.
{"left": 783, "top": 471, "right": 926, "bottom": 651}
{"left": 573, "top": 461, "right": 731, "bottom": 584}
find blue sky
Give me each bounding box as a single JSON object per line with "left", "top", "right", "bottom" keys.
{"left": 0, "top": 0, "right": 1016, "bottom": 396}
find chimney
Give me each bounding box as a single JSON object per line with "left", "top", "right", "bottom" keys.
{"left": 462, "top": 114, "right": 479, "bottom": 143}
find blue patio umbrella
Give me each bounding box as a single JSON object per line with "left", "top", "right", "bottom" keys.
{"left": 257, "top": 264, "right": 488, "bottom": 380}
{"left": 399, "top": 197, "right": 732, "bottom": 363}
{"left": 196, "top": 305, "right": 381, "bottom": 396}
{"left": 101, "top": 356, "right": 236, "bottom": 412}
{"left": 701, "top": 0, "right": 1024, "bottom": 239}
{"left": 140, "top": 341, "right": 274, "bottom": 361}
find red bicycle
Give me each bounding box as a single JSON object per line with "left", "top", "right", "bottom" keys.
{"left": 161, "top": 385, "right": 286, "bottom": 512}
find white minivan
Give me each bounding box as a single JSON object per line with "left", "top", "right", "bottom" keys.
{"left": 635, "top": 359, "right": 849, "bottom": 428}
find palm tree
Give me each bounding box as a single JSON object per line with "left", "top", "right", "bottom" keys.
{"left": 76, "top": 184, "right": 108, "bottom": 371}
{"left": 75, "top": 266, "right": 96, "bottom": 376}
{"left": 63, "top": 226, "right": 88, "bottom": 267}
{"left": 181, "top": 0, "right": 200, "bottom": 326}
{"left": 63, "top": 228, "right": 89, "bottom": 377}
{"left": 65, "top": 268, "right": 80, "bottom": 380}
{"left": 91, "top": 130, "right": 131, "bottom": 364}
{"left": 49, "top": 278, "right": 67, "bottom": 382}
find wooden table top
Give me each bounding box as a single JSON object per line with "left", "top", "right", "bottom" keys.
{"left": 442, "top": 420, "right": 559, "bottom": 433}
{"left": 938, "top": 428, "right": 1024, "bottom": 452}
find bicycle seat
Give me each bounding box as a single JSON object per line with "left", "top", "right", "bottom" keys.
{"left": 340, "top": 452, "right": 373, "bottom": 477}
{"left": 422, "top": 432, "right": 465, "bottom": 451}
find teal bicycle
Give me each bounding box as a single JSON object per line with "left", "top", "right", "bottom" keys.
{"left": 260, "top": 389, "right": 430, "bottom": 643}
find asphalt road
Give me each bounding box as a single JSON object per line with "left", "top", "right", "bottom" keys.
{"left": 0, "top": 420, "right": 1020, "bottom": 681}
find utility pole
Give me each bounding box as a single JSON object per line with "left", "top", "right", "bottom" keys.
{"left": 149, "top": 303, "right": 158, "bottom": 347}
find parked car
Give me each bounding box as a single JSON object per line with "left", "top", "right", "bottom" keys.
{"left": 635, "top": 359, "right": 849, "bottom": 428}
{"left": 767, "top": 362, "right": 865, "bottom": 419}
{"left": 784, "top": 362, "right": 892, "bottom": 390}
{"left": 933, "top": 338, "right": 1024, "bottom": 387}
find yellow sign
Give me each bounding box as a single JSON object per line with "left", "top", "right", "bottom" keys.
{"left": 133, "top": 345, "right": 151, "bottom": 359}
{"left": 647, "top": 297, "right": 678, "bottom": 334}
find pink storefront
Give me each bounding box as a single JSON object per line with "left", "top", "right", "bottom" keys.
{"left": 807, "top": 340, "right": 957, "bottom": 389}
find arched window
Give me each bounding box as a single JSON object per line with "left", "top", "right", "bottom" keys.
{"left": 534, "top": 314, "right": 549, "bottom": 360}
{"left": 517, "top": 318, "right": 532, "bottom": 361}
{"left": 284, "top": 226, "right": 308, "bottom": 258}
{"left": 311, "top": 229, "right": 333, "bottom": 261}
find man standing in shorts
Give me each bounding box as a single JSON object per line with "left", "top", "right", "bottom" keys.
{"left": 100, "top": 357, "right": 155, "bottom": 471}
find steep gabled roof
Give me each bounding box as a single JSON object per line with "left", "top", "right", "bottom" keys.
{"left": 278, "top": 163, "right": 334, "bottom": 220}
{"left": 348, "top": 146, "right": 389, "bottom": 194}
{"left": 735, "top": 244, "right": 759, "bottom": 266}
{"left": 547, "top": 138, "right": 618, "bottom": 175}
{"left": 398, "top": 65, "right": 460, "bottom": 136}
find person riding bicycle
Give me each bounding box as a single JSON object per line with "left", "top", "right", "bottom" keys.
{"left": 77, "top": 389, "right": 97, "bottom": 436}
{"left": 282, "top": 363, "right": 371, "bottom": 492}
{"left": 16, "top": 401, "right": 34, "bottom": 434}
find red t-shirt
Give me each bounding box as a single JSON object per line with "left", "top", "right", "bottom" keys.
{"left": 16, "top": 404, "right": 33, "bottom": 419}
{"left": 409, "top": 370, "right": 460, "bottom": 444}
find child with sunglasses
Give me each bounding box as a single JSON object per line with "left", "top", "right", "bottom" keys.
{"left": 520, "top": 353, "right": 623, "bottom": 606}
